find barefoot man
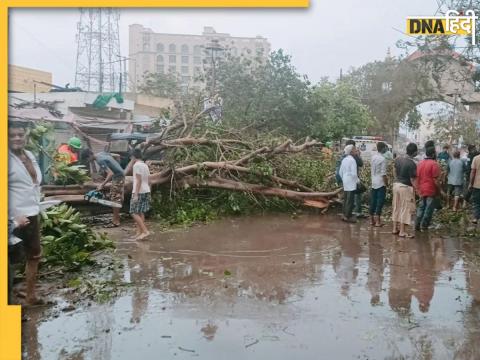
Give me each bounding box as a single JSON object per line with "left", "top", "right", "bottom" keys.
{"left": 8, "top": 121, "right": 43, "bottom": 304}
{"left": 392, "top": 143, "right": 418, "bottom": 238}
{"left": 129, "top": 149, "right": 151, "bottom": 240}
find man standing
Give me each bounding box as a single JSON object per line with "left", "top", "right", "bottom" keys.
{"left": 130, "top": 149, "right": 151, "bottom": 240}
{"left": 469, "top": 152, "right": 480, "bottom": 225}
{"left": 447, "top": 150, "right": 465, "bottom": 211}
{"left": 8, "top": 122, "right": 43, "bottom": 304}
{"left": 335, "top": 139, "right": 365, "bottom": 217}
{"left": 339, "top": 144, "right": 359, "bottom": 223}
{"left": 415, "top": 147, "right": 442, "bottom": 231}
{"left": 392, "top": 143, "right": 418, "bottom": 238}
{"left": 465, "top": 144, "right": 479, "bottom": 202}
{"left": 82, "top": 149, "right": 125, "bottom": 227}
{"left": 370, "top": 142, "right": 388, "bottom": 227}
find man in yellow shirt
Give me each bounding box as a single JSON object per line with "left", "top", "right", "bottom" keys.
{"left": 469, "top": 153, "right": 480, "bottom": 224}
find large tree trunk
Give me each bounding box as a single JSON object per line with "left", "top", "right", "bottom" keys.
{"left": 179, "top": 177, "right": 341, "bottom": 201}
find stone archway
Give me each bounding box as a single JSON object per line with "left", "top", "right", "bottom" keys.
{"left": 358, "top": 47, "right": 480, "bottom": 146}
{"left": 397, "top": 48, "right": 480, "bottom": 146}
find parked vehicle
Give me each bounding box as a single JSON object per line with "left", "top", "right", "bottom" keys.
{"left": 341, "top": 136, "right": 392, "bottom": 161}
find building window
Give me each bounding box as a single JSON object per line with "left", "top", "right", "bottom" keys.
{"left": 181, "top": 75, "right": 191, "bottom": 83}
{"left": 181, "top": 56, "right": 189, "bottom": 64}
{"left": 168, "top": 65, "right": 177, "bottom": 73}
{"left": 181, "top": 44, "right": 189, "bottom": 54}
{"left": 169, "top": 44, "right": 176, "bottom": 53}
{"left": 181, "top": 66, "right": 189, "bottom": 74}
{"left": 157, "top": 43, "right": 164, "bottom": 52}
{"left": 169, "top": 55, "right": 176, "bottom": 63}
{"left": 142, "top": 33, "right": 151, "bottom": 51}
{"left": 232, "top": 47, "right": 238, "bottom": 56}
{"left": 194, "top": 45, "right": 201, "bottom": 55}
{"left": 156, "top": 55, "right": 164, "bottom": 73}
{"left": 194, "top": 56, "right": 201, "bottom": 65}
{"left": 142, "top": 58, "right": 149, "bottom": 71}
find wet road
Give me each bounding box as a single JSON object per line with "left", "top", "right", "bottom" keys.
{"left": 23, "top": 214, "right": 480, "bottom": 359}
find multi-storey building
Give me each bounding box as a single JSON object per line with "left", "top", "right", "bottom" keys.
{"left": 128, "top": 24, "right": 271, "bottom": 90}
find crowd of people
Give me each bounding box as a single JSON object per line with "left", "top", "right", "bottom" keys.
{"left": 338, "top": 139, "right": 480, "bottom": 237}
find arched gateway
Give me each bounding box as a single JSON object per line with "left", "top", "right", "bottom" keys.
{"left": 356, "top": 46, "right": 480, "bottom": 146}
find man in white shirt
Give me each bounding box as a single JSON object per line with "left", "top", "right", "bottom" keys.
{"left": 339, "top": 144, "right": 359, "bottom": 223}
{"left": 370, "top": 142, "right": 389, "bottom": 227}
{"left": 8, "top": 121, "right": 43, "bottom": 304}
{"left": 129, "top": 149, "right": 151, "bottom": 240}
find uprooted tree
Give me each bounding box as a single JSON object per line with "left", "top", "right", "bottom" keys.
{"left": 44, "top": 49, "right": 375, "bottom": 211}
{"left": 44, "top": 111, "right": 341, "bottom": 210}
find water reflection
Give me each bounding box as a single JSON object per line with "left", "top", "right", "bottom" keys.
{"left": 332, "top": 223, "right": 360, "bottom": 297}
{"left": 23, "top": 214, "right": 480, "bottom": 359}
{"left": 366, "top": 229, "right": 384, "bottom": 306}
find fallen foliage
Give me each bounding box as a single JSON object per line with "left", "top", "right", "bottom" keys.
{"left": 40, "top": 204, "right": 113, "bottom": 268}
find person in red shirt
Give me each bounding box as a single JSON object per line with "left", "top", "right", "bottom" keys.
{"left": 415, "top": 146, "right": 442, "bottom": 231}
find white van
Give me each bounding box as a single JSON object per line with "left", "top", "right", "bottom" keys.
{"left": 342, "top": 136, "right": 392, "bottom": 161}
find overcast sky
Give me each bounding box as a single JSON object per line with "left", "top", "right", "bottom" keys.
{"left": 9, "top": 1, "right": 439, "bottom": 86}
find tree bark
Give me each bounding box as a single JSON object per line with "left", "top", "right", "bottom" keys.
{"left": 178, "top": 176, "right": 341, "bottom": 202}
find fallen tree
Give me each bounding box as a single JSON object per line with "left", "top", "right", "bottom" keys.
{"left": 44, "top": 102, "right": 340, "bottom": 211}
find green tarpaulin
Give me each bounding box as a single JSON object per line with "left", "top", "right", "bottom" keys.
{"left": 92, "top": 93, "right": 124, "bottom": 109}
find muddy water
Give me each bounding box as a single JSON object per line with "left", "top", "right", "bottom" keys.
{"left": 23, "top": 214, "right": 480, "bottom": 359}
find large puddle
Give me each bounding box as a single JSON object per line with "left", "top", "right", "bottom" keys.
{"left": 22, "top": 214, "right": 480, "bottom": 359}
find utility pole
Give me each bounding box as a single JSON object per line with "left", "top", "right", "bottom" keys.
{"left": 205, "top": 39, "right": 224, "bottom": 96}
{"left": 449, "top": 89, "right": 459, "bottom": 146}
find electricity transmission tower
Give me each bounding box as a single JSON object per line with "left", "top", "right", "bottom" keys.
{"left": 74, "top": 8, "right": 125, "bottom": 93}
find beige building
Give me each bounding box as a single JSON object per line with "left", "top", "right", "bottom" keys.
{"left": 129, "top": 24, "right": 271, "bottom": 90}
{"left": 9, "top": 65, "right": 52, "bottom": 93}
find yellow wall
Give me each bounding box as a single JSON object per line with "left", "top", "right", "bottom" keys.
{"left": 8, "top": 64, "right": 52, "bottom": 93}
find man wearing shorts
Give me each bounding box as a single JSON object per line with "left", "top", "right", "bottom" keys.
{"left": 447, "top": 150, "right": 465, "bottom": 211}
{"left": 8, "top": 121, "right": 43, "bottom": 304}
{"left": 392, "top": 143, "right": 418, "bottom": 238}
{"left": 130, "top": 149, "right": 151, "bottom": 240}
{"left": 82, "top": 149, "right": 125, "bottom": 227}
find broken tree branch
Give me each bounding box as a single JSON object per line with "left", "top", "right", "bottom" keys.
{"left": 178, "top": 176, "right": 341, "bottom": 202}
